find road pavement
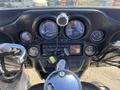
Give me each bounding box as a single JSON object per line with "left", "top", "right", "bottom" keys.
{"left": 81, "top": 66, "right": 120, "bottom": 90}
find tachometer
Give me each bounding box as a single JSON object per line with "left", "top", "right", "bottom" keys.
{"left": 65, "top": 20, "right": 85, "bottom": 39}
{"left": 39, "top": 20, "right": 58, "bottom": 40}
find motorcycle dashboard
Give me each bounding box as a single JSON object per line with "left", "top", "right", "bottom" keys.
{"left": 0, "top": 8, "right": 120, "bottom": 75}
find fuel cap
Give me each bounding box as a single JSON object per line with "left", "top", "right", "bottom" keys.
{"left": 44, "top": 70, "right": 82, "bottom": 90}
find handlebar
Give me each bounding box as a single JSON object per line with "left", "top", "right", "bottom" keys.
{"left": 0, "top": 43, "right": 26, "bottom": 63}
{"left": 0, "top": 43, "right": 27, "bottom": 82}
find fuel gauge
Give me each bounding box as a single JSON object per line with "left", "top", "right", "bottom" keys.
{"left": 20, "top": 32, "right": 33, "bottom": 42}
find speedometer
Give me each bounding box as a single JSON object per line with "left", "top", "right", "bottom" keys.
{"left": 39, "top": 20, "right": 58, "bottom": 40}
{"left": 65, "top": 20, "right": 85, "bottom": 39}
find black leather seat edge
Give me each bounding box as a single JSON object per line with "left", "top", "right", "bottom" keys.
{"left": 28, "top": 82, "right": 101, "bottom": 90}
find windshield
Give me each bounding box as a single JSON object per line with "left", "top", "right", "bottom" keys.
{"left": 0, "top": 0, "right": 120, "bottom": 9}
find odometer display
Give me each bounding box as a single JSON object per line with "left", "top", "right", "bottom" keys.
{"left": 39, "top": 20, "right": 58, "bottom": 40}
{"left": 65, "top": 20, "right": 85, "bottom": 39}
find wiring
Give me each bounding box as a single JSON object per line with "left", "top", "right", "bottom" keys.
{"left": 92, "top": 43, "right": 119, "bottom": 62}
{"left": 91, "top": 43, "right": 120, "bottom": 68}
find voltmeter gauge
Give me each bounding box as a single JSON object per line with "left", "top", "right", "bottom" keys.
{"left": 85, "top": 45, "right": 96, "bottom": 56}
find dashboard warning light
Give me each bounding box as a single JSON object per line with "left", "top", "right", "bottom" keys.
{"left": 49, "top": 56, "right": 56, "bottom": 64}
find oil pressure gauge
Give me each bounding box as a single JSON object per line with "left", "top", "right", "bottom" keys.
{"left": 91, "top": 30, "right": 104, "bottom": 42}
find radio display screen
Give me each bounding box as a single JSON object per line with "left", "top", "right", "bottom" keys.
{"left": 70, "top": 45, "right": 81, "bottom": 55}
{"left": 41, "top": 44, "right": 82, "bottom": 56}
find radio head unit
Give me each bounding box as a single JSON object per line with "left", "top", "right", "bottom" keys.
{"left": 41, "top": 44, "right": 82, "bottom": 56}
